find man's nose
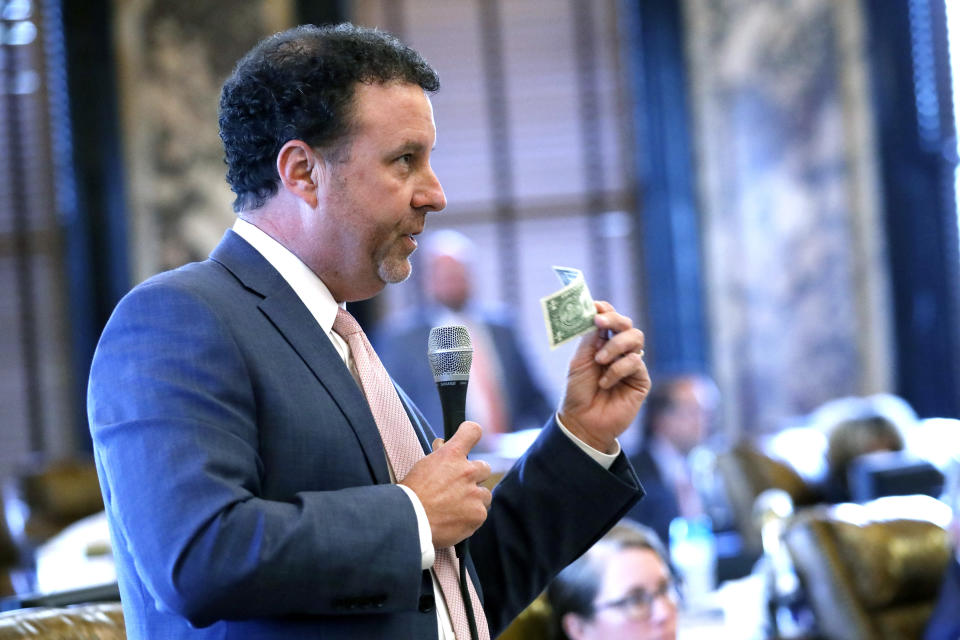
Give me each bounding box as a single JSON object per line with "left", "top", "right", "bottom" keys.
{"left": 414, "top": 166, "right": 446, "bottom": 212}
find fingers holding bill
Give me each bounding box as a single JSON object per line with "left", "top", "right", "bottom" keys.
{"left": 592, "top": 302, "right": 645, "bottom": 366}
{"left": 598, "top": 349, "right": 648, "bottom": 389}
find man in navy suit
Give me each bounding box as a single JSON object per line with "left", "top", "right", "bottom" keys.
{"left": 926, "top": 472, "right": 960, "bottom": 640}
{"left": 626, "top": 373, "right": 718, "bottom": 546}
{"left": 926, "top": 558, "right": 960, "bottom": 640}
{"left": 88, "top": 24, "right": 650, "bottom": 639}
{"left": 375, "top": 230, "right": 554, "bottom": 451}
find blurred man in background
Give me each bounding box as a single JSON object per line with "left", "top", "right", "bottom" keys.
{"left": 375, "top": 230, "right": 553, "bottom": 451}
{"left": 626, "top": 372, "right": 719, "bottom": 546}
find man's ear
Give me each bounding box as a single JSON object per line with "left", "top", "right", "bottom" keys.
{"left": 277, "top": 140, "right": 322, "bottom": 208}
{"left": 562, "top": 612, "right": 588, "bottom": 640}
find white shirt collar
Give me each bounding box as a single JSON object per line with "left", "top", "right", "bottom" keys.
{"left": 231, "top": 217, "right": 341, "bottom": 336}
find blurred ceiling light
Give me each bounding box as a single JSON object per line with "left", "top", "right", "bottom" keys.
{"left": 2, "top": 0, "right": 31, "bottom": 21}
{"left": 5, "top": 20, "right": 37, "bottom": 45}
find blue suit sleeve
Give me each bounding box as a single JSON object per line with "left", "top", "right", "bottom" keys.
{"left": 470, "top": 417, "right": 643, "bottom": 636}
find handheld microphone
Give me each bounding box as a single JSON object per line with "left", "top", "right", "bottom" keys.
{"left": 427, "top": 325, "right": 473, "bottom": 442}
{"left": 427, "top": 325, "right": 481, "bottom": 640}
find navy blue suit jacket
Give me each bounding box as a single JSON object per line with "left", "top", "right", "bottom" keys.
{"left": 87, "top": 231, "right": 643, "bottom": 639}
{"left": 373, "top": 306, "right": 554, "bottom": 433}
{"left": 926, "top": 557, "right": 960, "bottom": 640}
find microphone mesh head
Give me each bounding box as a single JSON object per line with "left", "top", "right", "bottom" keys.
{"left": 427, "top": 325, "right": 473, "bottom": 382}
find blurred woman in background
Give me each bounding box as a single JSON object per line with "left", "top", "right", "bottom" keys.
{"left": 547, "top": 520, "right": 678, "bottom": 640}
{"left": 824, "top": 412, "right": 905, "bottom": 502}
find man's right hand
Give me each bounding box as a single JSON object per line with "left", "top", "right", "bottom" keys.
{"left": 400, "top": 421, "right": 492, "bottom": 549}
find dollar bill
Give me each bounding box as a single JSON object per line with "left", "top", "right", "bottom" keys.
{"left": 541, "top": 266, "right": 597, "bottom": 349}
{"left": 552, "top": 266, "right": 582, "bottom": 287}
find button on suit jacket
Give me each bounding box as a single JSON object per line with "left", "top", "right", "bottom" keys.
{"left": 88, "top": 230, "right": 643, "bottom": 639}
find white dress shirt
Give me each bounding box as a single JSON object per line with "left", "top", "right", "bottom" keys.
{"left": 648, "top": 434, "right": 703, "bottom": 519}
{"left": 231, "top": 218, "right": 619, "bottom": 638}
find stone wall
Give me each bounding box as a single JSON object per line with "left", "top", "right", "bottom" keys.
{"left": 113, "top": 0, "right": 293, "bottom": 280}
{"left": 684, "top": 0, "right": 893, "bottom": 435}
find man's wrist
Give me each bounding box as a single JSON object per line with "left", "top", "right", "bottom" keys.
{"left": 555, "top": 413, "right": 620, "bottom": 469}
{"left": 557, "top": 412, "right": 617, "bottom": 454}
{"left": 397, "top": 484, "right": 436, "bottom": 570}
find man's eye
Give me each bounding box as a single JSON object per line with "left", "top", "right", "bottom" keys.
{"left": 397, "top": 153, "right": 413, "bottom": 164}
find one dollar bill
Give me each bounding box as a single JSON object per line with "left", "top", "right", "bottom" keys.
{"left": 541, "top": 266, "right": 597, "bottom": 349}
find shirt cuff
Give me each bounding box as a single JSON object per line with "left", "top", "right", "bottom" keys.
{"left": 397, "top": 484, "right": 436, "bottom": 570}
{"left": 555, "top": 412, "right": 620, "bottom": 470}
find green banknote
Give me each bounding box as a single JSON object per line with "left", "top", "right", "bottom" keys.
{"left": 540, "top": 266, "right": 597, "bottom": 349}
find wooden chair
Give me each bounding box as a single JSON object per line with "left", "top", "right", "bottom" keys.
{"left": 717, "top": 441, "right": 822, "bottom": 553}
{"left": 0, "top": 602, "right": 124, "bottom": 639}
{"left": 783, "top": 496, "right": 951, "bottom": 640}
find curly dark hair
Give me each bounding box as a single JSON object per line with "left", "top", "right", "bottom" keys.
{"left": 218, "top": 23, "right": 440, "bottom": 211}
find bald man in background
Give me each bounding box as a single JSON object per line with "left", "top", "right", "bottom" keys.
{"left": 375, "top": 230, "right": 553, "bottom": 451}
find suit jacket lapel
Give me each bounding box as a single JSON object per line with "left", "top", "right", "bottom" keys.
{"left": 210, "top": 231, "right": 392, "bottom": 485}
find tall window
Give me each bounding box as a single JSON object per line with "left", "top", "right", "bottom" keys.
{"left": 863, "top": 0, "right": 960, "bottom": 418}
{"left": 948, "top": 0, "right": 960, "bottom": 243}
{"left": 0, "top": 0, "right": 76, "bottom": 474}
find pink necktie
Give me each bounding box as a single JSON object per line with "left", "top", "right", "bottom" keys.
{"left": 333, "top": 308, "right": 490, "bottom": 640}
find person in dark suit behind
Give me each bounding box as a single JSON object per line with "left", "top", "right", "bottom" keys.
{"left": 925, "top": 463, "right": 960, "bottom": 640}
{"left": 925, "top": 557, "right": 960, "bottom": 640}
{"left": 625, "top": 373, "right": 719, "bottom": 547}
{"left": 87, "top": 23, "right": 651, "bottom": 640}
{"left": 375, "top": 230, "right": 554, "bottom": 451}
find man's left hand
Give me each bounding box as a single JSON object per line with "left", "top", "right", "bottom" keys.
{"left": 558, "top": 301, "right": 650, "bottom": 454}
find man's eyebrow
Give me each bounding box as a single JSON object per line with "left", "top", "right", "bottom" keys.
{"left": 389, "top": 139, "right": 438, "bottom": 156}
{"left": 391, "top": 140, "right": 427, "bottom": 155}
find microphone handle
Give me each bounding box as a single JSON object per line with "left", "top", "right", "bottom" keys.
{"left": 434, "top": 378, "right": 479, "bottom": 639}
{"left": 436, "top": 379, "right": 470, "bottom": 560}
{"left": 436, "top": 380, "right": 468, "bottom": 441}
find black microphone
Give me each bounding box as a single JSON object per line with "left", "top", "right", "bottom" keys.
{"left": 426, "top": 324, "right": 480, "bottom": 640}
{"left": 427, "top": 325, "right": 473, "bottom": 442}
